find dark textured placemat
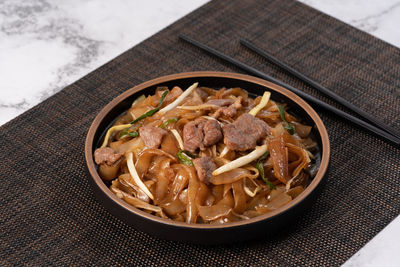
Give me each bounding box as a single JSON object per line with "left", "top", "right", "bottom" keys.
{"left": 1, "top": 0, "right": 399, "bottom": 266}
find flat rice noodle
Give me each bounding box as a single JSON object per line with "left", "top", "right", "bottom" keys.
{"left": 282, "top": 131, "right": 301, "bottom": 146}
{"left": 230, "top": 210, "right": 250, "bottom": 221}
{"left": 286, "top": 186, "right": 304, "bottom": 199}
{"left": 211, "top": 145, "right": 217, "bottom": 158}
{"left": 162, "top": 108, "right": 202, "bottom": 122}
{"left": 147, "top": 155, "right": 167, "bottom": 176}
{"left": 269, "top": 135, "right": 289, "bottom": 184}
{"left": 175, "top": 117, "right": 190, "bottom": 132}
{"left": 198, "top": 204, "right": 232, "bottom": 221}
{"left": 243, "top": 210, "right": 263, "bottom": 218}
{"left": 287, "top": 143, "right": 310, "bottom": 178}
{"left": 181, "top": 111, "right": 204, "bottom": 121}
{"left": 196, "top": 182, "right": 211, "bottom": 206}
{"left": 286, "top": 172, "right": 309, "bottom": 189}
{"left": 177, "top": 93, "right": 204, "bottom": 108}
{"left": 160, "top": 86, "right": 183, "bottom": 106}
{"left": 109, "top": 140, "right": 125, "bottom": 150}
{"left": 256, "top": 192, "right": 292, "bottom": 214}
{"left": 113, "top": 137, "right": 145, "bottom": 158}
{"left": 263, "top": 157, "right": 273, "bottom": 168}
{"left": 179, "top": 188, "right": 188, "bottom": 204}
{"left": 211, "top": 168, "right": 258, "bottom": 185}
{"left": 110, "top": 179, "right": 124, "bottom": 197}
{"left": 160, "top": 132, "right": 180, "bottom": 158}
{"left": 255, "top": 110, "right": 281, "bottom": 124}
{"left": 129, "top": 105, "right": 153, "bottom": 121}
{"left": 232, "top": 179, "right": 246, "bottom": 214}
{"left": 214, "top": 88, "right": 226, "bottom": 99}
{"left": 160, "top": 198, "right": 186, "bottom": 216}
{"left": 135, "top": 148, "right": 176, "bottom": 179}
{"left": 123, "top": 195, "right": 163, "bottom": 213}
{"left": 110, "top": 183, "right": 165, "bottom": 215}
{"left": 211, "top": 184, "right": 224, "bottom": 203}
{"left": 188, "top": 88, "right": 204, "bottom": 106}
{"left": 199, "top": 86, "right": 217, "bottom": 97}
{"left": 268, "top": 186, "right": 286, "bottom": 200}
{"left": 169, "top": 165, "right": 190, "bottom": 200}
{"left": 243, "top": 177, "right": 261, "bottom": 198}
{"left": 271, "top": 123, "right": 285, "bottom": 138}
{"left": 171, "top": 213, "right": 185, "bottom": 222}
{"left": 223, "top": 183, "right": 232, "bottom": 196}
{"left": 213, "top": 157, "right": 231, "bottom": 168}
{"left": 301, "top": 137, "right": 317, "bottom": 150}
{"left": 267, "top": 102, "right": 279, "bottom": 112}
{"left": 292, "top": 122, "right": 312, "bottom": 138}
{"left": 244, "top": 165, "right": 259, "bottom": 177}
{"left": 217, "top": 190, "right": 234, "bottom": 208}
{"left": 118, "top": 173, "right": 150, "bottom": 203}
{"left": 185, "top": 165, "right": 200, "bottom": 224}
{"left": 116, "top": 174, "right": 136, "bottom": 195}
{"left": 199, "top": 147, "right": 213, "bottom": 158}
{"left": 114, "top": 112, "right": 133, "bottom": 125}
{"left": 285, "top": 112, "right": 298, "bottom": 123}
{"left": 152, "top": 158, "right": 174, "bottom": 203}
{"left": 193, "top": 88, "right": 207, "bottom": 102}
{"left": 98, "top": 163, "right": 119, "bottom": 181}
{"left": 246, "top": 189, "right": 269, "bottom": 210}
{"left": 220, "top": 88, "right": 248, "bottom": 99}
{"left": 204, "top": 194, "right": 215, "bottom": 206}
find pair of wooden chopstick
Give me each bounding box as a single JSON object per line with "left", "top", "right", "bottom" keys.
{"left": 178, "top": 34, "right": 400, "bottom": 146}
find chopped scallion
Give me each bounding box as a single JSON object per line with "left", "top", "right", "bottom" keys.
{"left": 130, "top": 90, "right": 169, "bottom": 124}
{"left": 278, "top": 105, "right": 295, "bottom": 135}
{"left": 159, "top": 117, "right": 178, "bottom": 129}
{"left": 177, "top": 150, "right": 195, "bottom": 166}
{"left": 256, "top": 151, "right": 275, "bottom": 189}
{"left": 120, "top": 130, "right": 139, "bottom": 138}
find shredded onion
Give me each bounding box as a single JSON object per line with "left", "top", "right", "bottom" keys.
{"left": 219, "top": 146, "right": 230, "bottom": 158}
{"left": 159, "top": 82, "right": 198, "bottom": 114}
{"left": 131, "top": 94, "right": 145, "bottom": 107}
{"left": 243, "top": 178, "right": 261, "bottom": 197}
{"left": 211, "top": 168, "right": 258, "bottom": 185}
{"left": 101, "top": 124, "right": 131, "bottom": 148}
{"left": 170, "top": 129, "right": 184, "bottom": 150}
{"left": 212, "top": 144, "right": 268, "bottom": 175}
{"left": 306, "top": 149, "right": 315, "bottom": 159}
{"left": 123, "top": 195, "right": 162, "bottom": 213}
{"left": 202, "top": 116, "right": 223, "bottom": 126}
{"left": 126, "top": 152, "right": 154, "bottom": 200}
{"left": 176, "top": 104, "right": 219, "bottom": 110}
{"left": 249, "top": 91, "right": 271, "bottom": 116}
{"left": 198, "top": 204, "right": 232, "bottom": 221}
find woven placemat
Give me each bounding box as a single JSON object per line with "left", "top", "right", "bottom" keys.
{"left": 1, "top": 0, "right": 399, "bottom": 265}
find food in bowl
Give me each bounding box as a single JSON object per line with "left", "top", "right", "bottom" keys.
{"left": 93, "top": 82, "right": 318, "bottom": 224}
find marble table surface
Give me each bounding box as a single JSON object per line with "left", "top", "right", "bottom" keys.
{"left": 0, "top": 0, "right": 399, "bottom": 266}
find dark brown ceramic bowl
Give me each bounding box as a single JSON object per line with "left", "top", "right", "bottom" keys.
{"left": 85, "top": 71, "right": 330, "bottom": 244}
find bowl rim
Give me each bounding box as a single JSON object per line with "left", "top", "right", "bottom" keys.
{"left": 85, "top": 71, "right": 330, "bottom": 230}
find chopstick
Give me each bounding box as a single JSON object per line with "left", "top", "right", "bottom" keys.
{"left": 178, "top": 34, "right": 400, "bottom": 146}
{"left": 240, "top": 39, "right": 400, "bottom": 140}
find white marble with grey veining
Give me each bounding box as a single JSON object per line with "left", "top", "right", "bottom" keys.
{"left": 0, "top": 0, "right": 209, "bottom": 125}
{"left": 0, "top": 0, "right": 399, "bottom": 266}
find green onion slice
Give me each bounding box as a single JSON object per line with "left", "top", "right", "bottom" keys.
{"left": 277, "top": 105, "right": 295, "bottom": 135}
{"left": 159, "top": 117, "right": 178, "bottom": 129}
{"left": 177, "top": 150, "right": 195, "bottom": 166}
{"left": 120, "top": 130, "right": 139, "bottom": 138}
{"left": 130, "top": 90, "right": 169, "bottom": 124}
{"left": 256, "top": 151, "right": 275, "bottom": 189}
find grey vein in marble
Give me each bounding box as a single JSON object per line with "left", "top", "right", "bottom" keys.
{"left": 0, "top": 0, "right": 208, "bottom": 125}
{"left": 0, "top": 0, "right": 104, "bottom": 123}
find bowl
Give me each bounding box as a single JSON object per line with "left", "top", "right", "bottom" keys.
{"left": 85, "top": 71, "right": 330, "bottom": 244}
